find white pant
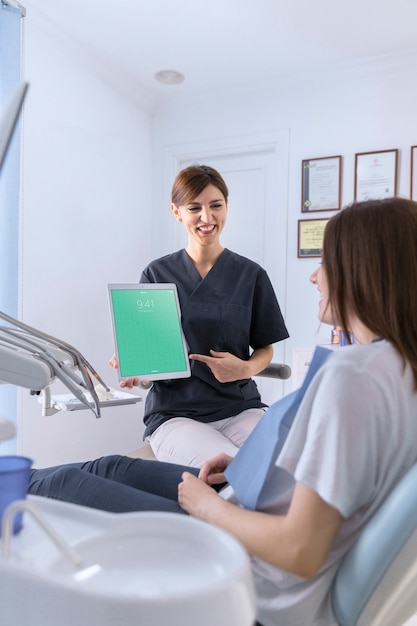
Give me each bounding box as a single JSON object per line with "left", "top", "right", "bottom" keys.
{"left": 147, "top": 408, "right": 265, "bottom": 467}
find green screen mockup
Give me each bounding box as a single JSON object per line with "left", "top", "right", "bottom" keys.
{"left": 109, "top": 285, "right": 190, "bottom": 380}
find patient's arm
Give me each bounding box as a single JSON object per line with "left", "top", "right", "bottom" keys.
{"left": 178, "top": 474, "right": 343, "bottom": 579}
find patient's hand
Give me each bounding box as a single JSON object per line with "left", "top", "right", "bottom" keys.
{"left": 198, "top": 452, "right": 233, "bottom": 486}
{"left": 189, "top": 350, "right": 249, "bottom": 383}
{"left": 178, "top": 472, "right": 221, "bottom": 519}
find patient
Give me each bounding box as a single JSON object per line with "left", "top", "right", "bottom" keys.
{"left": 29, "top": 197, "right": 417, "bottom": 626}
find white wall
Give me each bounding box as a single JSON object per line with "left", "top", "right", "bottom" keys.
{"left": 17, "top": 13, "right": 153, "bottom": 465}
{"left": 152, "top": 65, "right": 417, "bottom": 389}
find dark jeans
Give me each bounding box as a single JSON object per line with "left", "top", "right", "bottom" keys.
{"left": 29, "top": 455, "right": 200, "bottom": 514}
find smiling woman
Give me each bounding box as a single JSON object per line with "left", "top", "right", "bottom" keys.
{"left": 110, "top": 164, "right": 289, "bottom": 467}
{"left": 0, "top": 1, "right": 24, "bottom": 453}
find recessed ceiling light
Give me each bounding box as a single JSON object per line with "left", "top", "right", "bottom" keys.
{"left": 154, "top": 70, "right": 185, "bottom": 85}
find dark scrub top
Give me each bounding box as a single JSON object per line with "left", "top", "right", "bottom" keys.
{"left": 140, "top": 248, "right": 289, "bottom": 438}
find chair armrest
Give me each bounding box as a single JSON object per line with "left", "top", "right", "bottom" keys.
{"left": 257, "top": 363, "right": 291, "bottom": 380}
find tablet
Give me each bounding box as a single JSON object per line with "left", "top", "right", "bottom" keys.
{"left": 108, "top": 283, "right": 191, "bottom": 381}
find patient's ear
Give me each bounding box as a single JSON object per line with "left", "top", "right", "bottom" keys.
{"left": 171, "top": 203, "right": 182, "bottom": 222}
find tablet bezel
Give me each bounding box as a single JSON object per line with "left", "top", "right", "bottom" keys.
{"left": 108, "top": 283, "right": 191, "bottom": 382}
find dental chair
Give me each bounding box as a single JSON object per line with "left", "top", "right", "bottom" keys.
{"left": 332, "top": 461, "right": 417, "bottom": 626}
{"left": 257, "top": 363, "right": 291, "bottom": 380}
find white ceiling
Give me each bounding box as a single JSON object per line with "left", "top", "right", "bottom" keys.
{"left": 24, "top": 0, "right": 417, "bottom": 112}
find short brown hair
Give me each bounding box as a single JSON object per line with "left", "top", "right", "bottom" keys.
{"left": 171, "top": 164, "right": 229, "bottom": 206}
{"left": 323, "top": 197, "right": 417, "bottom": 388}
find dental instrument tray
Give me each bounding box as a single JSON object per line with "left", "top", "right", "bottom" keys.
{"left": 47, "top": 388, "right": 142, "bottom": 412}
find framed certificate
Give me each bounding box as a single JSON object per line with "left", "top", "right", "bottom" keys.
{"left": 354, "top": 149, "right": 398, "bottom": 201}
{"left": 411, "top": 146, "right": 417, "bottom": 201}
{"left": 301, "top": 155, "right": 342, "bottom": 212}
{"left": 298, "top": 218, "right": 330, "bottom": 258}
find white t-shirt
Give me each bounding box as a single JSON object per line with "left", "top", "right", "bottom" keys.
{"left": 250, "top": 340, "right": 417, "bottom": 626}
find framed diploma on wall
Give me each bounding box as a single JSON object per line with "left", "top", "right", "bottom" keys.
{"left": 298, "top": 218, "right": 330, "bottom": 258}
{"left": 411, "top": 146, "right": 417, "bottom": 201}
{"left": 354, "top": 149, "right": 398, "bottom": 201}
{"left": 301, "top": 155, "right": 342, "bottom": 212}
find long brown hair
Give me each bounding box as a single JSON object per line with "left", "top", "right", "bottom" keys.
{"left": 323, "top": 197, "right": 417, "bottom": 389}
{"left": 171, "top": 165, "right": 229, "bottom": 206}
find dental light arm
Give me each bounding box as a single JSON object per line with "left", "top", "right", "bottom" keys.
{"left": 0, "top": 340, "right": 52, "bottom": 391}
{"left": 0, "top": 310, "right": 110, "bottom": 418}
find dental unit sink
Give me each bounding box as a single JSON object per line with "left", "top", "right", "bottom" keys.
{"left": 0, "top": 496, "right": 256, "bottom": 626}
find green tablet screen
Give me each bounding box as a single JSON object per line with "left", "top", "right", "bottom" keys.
{"left": 108, "top": 284, "right": 191, "bottom": 381}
